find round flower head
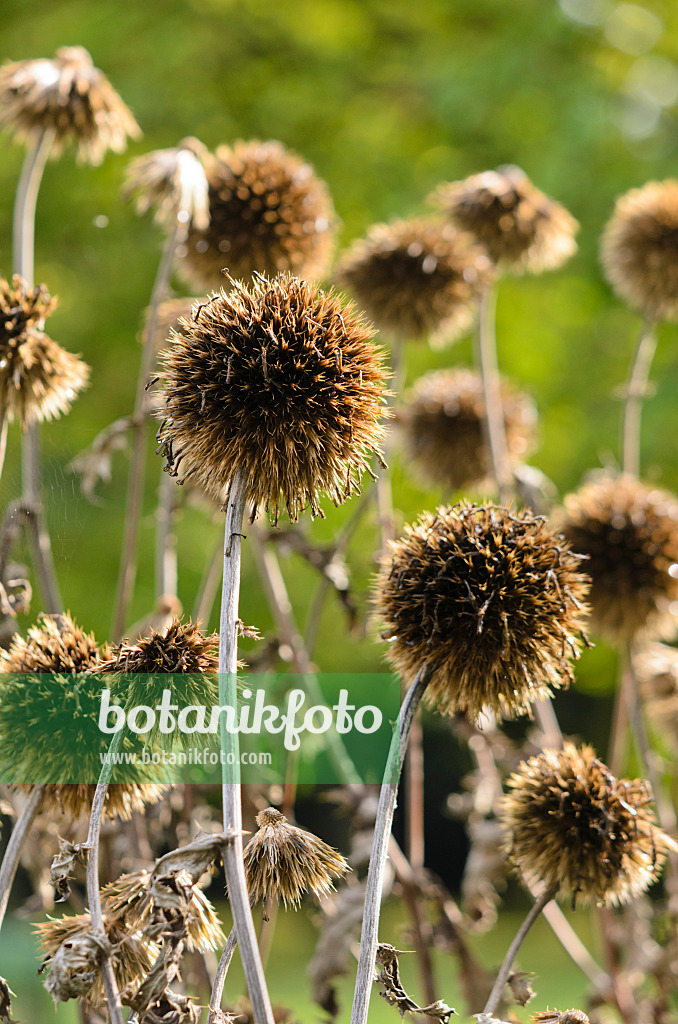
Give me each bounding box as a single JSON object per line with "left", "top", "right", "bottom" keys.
{"left": 123, "top": 136, "right": 210, "bottom": 231}
{"left": 399, "top": 368, "right": 536, "bottom": 491}
{"left": 177, "top": 139, "right": 335, "bottom": 290}
{"left": 156, "top": 272, "right": 388, "bottom": 523}
{"left": 560, "top": 474, "right": 678, "bottom": 642}
{"left": 0, "top": 45, "right": 141, "bottom": 164}
{"left": 244, "top": 807, "right": 350, "bottom": 910}
{"left": 375, "top": 504, "right": 590, "bottom": 720}
{"left": 335, "top": 218, "right": 493, "bottom": 345}
{"left": 601, "top": 180, "right": 678, "bottom": 320}
{"left": 435, "top": 166, "right": 578, "bottom": 274}
{"left": 502, "top": 743, "right": 676, "bottom": 906}
{"left": 0, "top": 276, "right": 89, "bottom": 427}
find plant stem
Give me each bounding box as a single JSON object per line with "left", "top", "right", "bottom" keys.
{"left": 0, "top": 784, "right": 44, "bottom": 935}
{"left": 12, "top": 129, "right": 55, "bottom": 285}
{"left": 621, "top": 318, "right": 657, "bottom": 478}
{"left": 217, "top": 469, "right": 274, "bottom": 1024}
{"left": 349, "top": 664, "right": 431, "bottom": 1024}
{"left": 376, "top": 336, "right": 405, "bottom": 548}
{"left": 482, "top": 883, "right": 559, "bottom": 1017}
{"left": 475, "top": 285, "right": 513, "bottom": 504}
{"left": 208, "top": 927, "right": 238, "bottom": 1024}
{"left": 155, "top": 469, "right": 178, "bottom": 602}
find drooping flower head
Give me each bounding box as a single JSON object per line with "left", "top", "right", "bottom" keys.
{"left": 502, "top": 743, "right": 675, "bottom": 906}
{"left": 335, "top": 218, "right": 493, "bottom": 345}
{"left": 123, "top": 136, "right": 210, "bottom": 231}
{"left": 375, "top": 504, "right": 590, "bottom": 720}
{"left": 435, "top": 166, "right": 578, "bottom": 275}
{"left": 0, "top": 46, "right": 140, "bottom": 164}
{"left": 156, "top": 273, "right": 388, "bottom": 523}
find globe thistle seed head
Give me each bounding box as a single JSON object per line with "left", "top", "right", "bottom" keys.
{"left": 559, "top": 474, "right": 678, "bottom": 642}
{"left": 335, "top": 218, "right": 493, "bottom": 345}
{"left": 42, "top": 783, "right": 165, "bottom": 822}
{"left": 501, "top": 743, "right": 676, "bottom": 906}
{"left": 124, "top": 137, "right": 210, "bottom": 231}
{"left": 601, "top": 180, "right": 678, "bottom": 320}
{"left": 0, "top": 276, "right": 89, "bottom": 427}
{"left": 435, "top": 166, "right": 578, "bottom": 274}
{"left": 177, "top": 139, "right": 335, "bottom": 290}
{"left": 244, "top": 807, "right": 350, "bottom": 909}
{"left": 374, "top": 504, "right": 590, "bottom": 721}
{"left": 399, "top": 368, "right": 537, "bottom": 491}
{"left": 532, "top": 1012, "right": 590, "bottom": 1024}
{"left": 156, "top": 273, "right": 388, "bottom": 523}
{"left": 0, "top": 46, "right": 141, "bottom": 164}
{"left": 0, "top": 612, "right": 98, "bottom": 673}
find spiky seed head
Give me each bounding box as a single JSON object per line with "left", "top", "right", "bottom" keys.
{"left": 601, "top": 180, "right": 678, "bottom": 320}
{"left": 0, "top": 276, "right": 89, "bottom": 427}
{"left": 156, "top": 273, "right": 388, "bottom": 523}
{"left": 335, "top": 218, "right": 493, "bottom": 345}
{"left": 399, "top": 368, "right": 537, "bottom": 491}
{"left": 0, "top": 612, "right": 98, "bottom": 672}
{"left": 532, "top": 1012, "right": 590, "bottom": 1024}
{"left": 559, "top": 474, "right": 678, "bottom": 642}
{"left": 374, "top": 504, "right": 590, "bottom": 721}
{"left": 0, "top": 46, "right": 141, "bottom": 164}
{"left": 434, "top": 165, "right": 578, "bottom": 274}
{"left": 124, "top": 137, "right": 210, "bottom": 231}
{"left": 177, "top": 139, "right": 335, "bottom": 290}
{"left": 244, "top": 807, "right": 350, "bottom": 909}
{"left": 502, "top": 743, "right": 676, "bottom": 906}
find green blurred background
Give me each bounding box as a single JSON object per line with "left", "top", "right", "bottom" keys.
{"left": 0, "top": 0, "right": 677, "bottom": 1018}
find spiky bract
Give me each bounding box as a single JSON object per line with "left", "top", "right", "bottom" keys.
{"left": 335, "top": 218, "right": 493, "bottom": 345}
{"left": 601, "top": 180, "right": 678, "bottom": 320}
{"left": 0, "top": 46, "right": 140, "bottom": 164}
{"left": 124, "top": 137, "right": 210, "bottom": 230}
{"left": 375, "top": 504, "right": 590, "bottom": 720}
{"left": 0, "top": 276, "right": 89, "bottom": 427}
{"left": 399, "top": 368, "right": 536, "bottom": 490}
{"left": 502, "top": 743, "right": 674, "bottom": 906}
{"left": 178, "top": 139, "right": 335, "bottom": 290}
{"left": 156, "top": 273, "right": 388, "bottom": 522}
{"left": 435, "top": 166, "right": 578, "bottom": 274}
{"left": 560, "top": 474, "right": 678, "bottom": 641}
{"left": 244, "top": 807, "right": 350, "bottom": 909}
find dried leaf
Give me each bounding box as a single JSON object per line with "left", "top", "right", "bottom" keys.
{"left": 43, "top": 931, "right": 102, "bottom": 1004}
{"left": 0, "top": 976, "right": 15, "bottom": 1024}
{"left": 376, "top": 943, "right": 456, "bottom": 1022}
{"left": 150, "top": 829, "right": 240, "bottom": 885}
{"left": 508, "top": 972, "right": 535, "bottom": 1006}
{"left": 49, "top": 835, "right": 87, "bottom": 902}
{"left": 68, "top": 415, "right": 134, "bottom": 503}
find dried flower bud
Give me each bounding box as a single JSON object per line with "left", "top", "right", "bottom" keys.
{"left": 244, "top": 807, "right": 350, "bottom": 910}
{"left": 335, "top": 218, "right": 493, "bottom": 345}
{"left": 435, "top": 166, "right": 578, "bottom": 274}
{"left": 375, "top": 504, "right": 590, "bottom": 721}
{"left": 156, "top": 273, "right": 388, "bottom": 523}
{"left": 0, "top": 46, "right": 140, "bottom": 164}
{"left": 124, "top": 137, "right": 210, "bottom": 231}
{"left": 502, "top": 743, "right": 676, "bottom": 906}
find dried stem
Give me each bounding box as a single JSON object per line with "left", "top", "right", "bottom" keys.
{"left": 376, "top": 336, "right": 405, "bottom": 548}
{"left": 12, "top": 128, "right": 55, "bottom": 286}
{"left": 621, "top": 318, "right": 657, "bottom": 478}
{"left": 388, "top": 837, "right": 437, "bottom": 1005}
{"left": 155, "top": 469, "right": 178, "bottom": 602}
{"left": 208, "top": 927, "right": 238, "bottom": 1024}
{"left": 0, "top": 784, "right": 44, "bottom": 935}
{"left": 350, "top": 664, "right": 431, "bottom": 1024}
{"left": 474, "top": 285, "right": 513, "bottom": 505}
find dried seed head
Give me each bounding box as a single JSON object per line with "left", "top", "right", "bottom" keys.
{"left": 0, "top": 276, "right": 89, "bottom": 427}
{"left": 502, "top": 743, "right": 675, "bottom": 906}
{"left": 435, "top": 166, "right": 578, "bottom": 274}
{"left": 124, "top": 137, "right": 210, "bottom": 231}
{"left": 335, "top": 218, "right": 493, "bottom": 345}
{"left": 374, "top": 504, "right": 590, "bottom": 721}
{"left": 244, "top": 807, "right": 350, "bottom": 909}
{"left": 399, "top": 368, "right": 537, "bottom": 491}
{"left": 156, "top": 273, "right": 388, "bottom": 522}
{"left": 601, "top": 180, "right": 678, "bottom": 320}
{"left": 177, "top": 139, "right": 335, "bottom": 290}
{"left": 559, "top": 474, "right": 678, "bottom": 642}
{"left": 0, "top": 612, "right": 98, "bottom": 672}
{"left": 0, "top": 46, "right": 140, "bottom": 164}
{"left": 532, "top": 1012, "right": 590, "bottom": 1024}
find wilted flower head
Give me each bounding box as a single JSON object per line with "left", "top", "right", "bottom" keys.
{"left": 399, "top": 368, "right": 536, "bottom": 491}
{"left": 0, "top": 45, "right": 140, "bottom": 164}
{"left": 435, "top": 166, "right": 578, "bottom": 274}
{"left": 156, "top": 272, "right": 388, "bottom": 523}
{"left": 178, "top": 139, "right": 335, "bottom": 290}
{"left": 124, "top": 137, "right": 210, "bottom": 231}
{"left": 0, "top": 276, "right": 89, "bottom": 427}
{"left": 0, "top": 612, "right": 98, "bottom": 672}
{"left": 601, "top": 180, "right": 678, "bottom": 321}
{"left": 335, "top": 218, "right": 493, "bottom": 345}
{"left": 560, "top": 474, "right": 678, "bottom": 642}
{"left": 375, "top": 504, "right": 590, "bottom": 720}
{"left": 503, "top": 744, "right": 676, "bottom": 906}
{"left": 244, "top": 807, "right": 350, "bottom": 910}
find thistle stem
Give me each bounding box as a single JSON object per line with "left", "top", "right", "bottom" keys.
{"left": 0, "top": 784, "right": 44, "bottom": 935}
{"left": 208, "top": 927, "right": 238, "bottom": 1024}
{"left": 12, "top": 128, "right": 55, "bottom": 286}
{"left": 621, "top": 318, "right": 657, "bottom": 478}
{"left": 475, "top": 285, "right": 513, "bottom": 504}
{"left": 349, "top": 664, "right": 431, "bottom": 1024}
{"left": 155, "top": 469, "right": 178, "bottom": 602}
{"left": 482, "top": 883, "right": 559, "bottom": 1017}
